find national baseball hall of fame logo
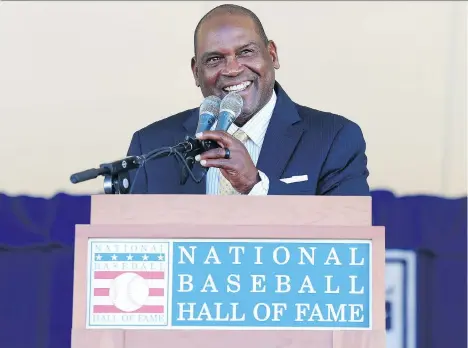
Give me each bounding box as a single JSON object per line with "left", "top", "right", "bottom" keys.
{"left": 87, "top": 240, "right": 169, "bottom": 327}
{"left": 86, "top": 238, "right": 371, "bottom": 330}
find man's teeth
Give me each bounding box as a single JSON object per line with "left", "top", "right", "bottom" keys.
{"left": 223, "top": 81, "right": 251, "bottom": 92}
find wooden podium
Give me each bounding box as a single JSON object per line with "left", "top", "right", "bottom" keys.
{"left": 71, "top": 194, "right": 385, "bottom": 348}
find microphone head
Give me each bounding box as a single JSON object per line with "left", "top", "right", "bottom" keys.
{"left": 200, "top": 95, "right": 222, "bottom": 115}
{"left": 214, "top": 92, "right": 244, "bottom": 132}
{"left": 196, "top": 95, "right": 222, "bottom": 134}
{"left": 220, "top": 92, "right": 243, "bottom": 119}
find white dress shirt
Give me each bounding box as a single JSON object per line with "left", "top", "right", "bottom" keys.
{"left": 205, "top": 91, "right": 277, "bottom": 195}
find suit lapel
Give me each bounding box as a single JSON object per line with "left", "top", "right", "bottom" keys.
{"left": 178, "top": 109, "right": 207, "bottom": 195}
{"left": 257, "top": 83, "right": 305, "bottom": 180}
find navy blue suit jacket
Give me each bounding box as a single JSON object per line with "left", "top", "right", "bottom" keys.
{"left": 127, "top": 82, "right": 370, "bottom": 196}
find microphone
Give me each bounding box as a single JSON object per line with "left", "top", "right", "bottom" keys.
{"left": 215, "top": 92, "right": 244, "bottom": 131}
{"left": 196, "top": 95, "right": 222, "bottom": 134}
{"left": 192, "top": 95, "right": 222, "bottom": 153}
{"left": 178, "top": 92, "right": 243, "bottom": 185}
{"left": 70, "top": 167, "right": 108, "bottom": 184}
{"left": 179, "top": 92, "right": 243, "bottom": 156}
{"left": 179, "top": 95, "right": 221, "bottom": 184}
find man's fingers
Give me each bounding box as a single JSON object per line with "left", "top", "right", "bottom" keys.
{"left": 196, "top": 130, "right": 233, "bottom": 147}
{"left": 199, "top": 158, "right": 232, "bottom": 169}
{"left": 196, "top": 147, "right": 228, "bottom": 160}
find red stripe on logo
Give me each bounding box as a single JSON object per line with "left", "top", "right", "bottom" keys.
{"left": 93, "top": 288, "right": 164, "bottom": 297}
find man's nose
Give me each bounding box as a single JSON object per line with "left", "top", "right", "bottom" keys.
{"left": 221, "top": 57, "right": 244, "bottom": 77}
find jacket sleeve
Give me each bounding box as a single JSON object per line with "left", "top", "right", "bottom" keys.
{"left": 126, "top": 131, "right": 149, "bottom": 194}
{"left": 316, "top": 121, "right": 370, "bottom": 196}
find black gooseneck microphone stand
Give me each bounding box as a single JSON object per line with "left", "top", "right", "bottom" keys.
{"left": 69, "top": 136, "right": 218, "bottom": 194}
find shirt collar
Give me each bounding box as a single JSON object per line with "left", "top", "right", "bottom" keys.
{"left": 227, "top": 90, "right": 277, "bottom": 147}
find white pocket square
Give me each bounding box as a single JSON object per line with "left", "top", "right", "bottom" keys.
{"left": 280, "top": 175, "right": 308, "bottom": 184}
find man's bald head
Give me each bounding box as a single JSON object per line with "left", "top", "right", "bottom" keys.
{"left": 193, "top": 4, "right": 269, "bottom": 56}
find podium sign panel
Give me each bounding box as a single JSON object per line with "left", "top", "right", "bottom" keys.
{"left": 72, "top": 195, "right": 385, "bottom": 348}
{"left": 87, "top": 238, "right": 372, "bottom": 330}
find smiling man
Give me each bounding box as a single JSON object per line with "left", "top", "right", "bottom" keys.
{"left": 127, "top": 4, "right": 370, "bottom": 196}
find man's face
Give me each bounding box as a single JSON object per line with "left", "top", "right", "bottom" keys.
{"left": 191, "top": 13, "right": 280, "bottom": 125}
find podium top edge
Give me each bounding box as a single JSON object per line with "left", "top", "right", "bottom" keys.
{"left": 90, "top": 194, "right": 372, "bottom": 201}
{"left": 89, "top": 195, "right": 372, "bottom": 226}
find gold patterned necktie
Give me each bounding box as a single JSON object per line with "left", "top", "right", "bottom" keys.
{"left": 218, "top": 128, "right": 249, "bottom": 195}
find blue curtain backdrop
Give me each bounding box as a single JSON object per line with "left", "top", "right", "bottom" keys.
{"left": 0, "top": 190, "right": 466, "bottom": 348}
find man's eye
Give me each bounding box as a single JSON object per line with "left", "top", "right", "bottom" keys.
{"left": 207, "top": 57, "right": 220, "bottom": 64}
{"left": 239, "top": 49, "right": 253, "bottom": 55}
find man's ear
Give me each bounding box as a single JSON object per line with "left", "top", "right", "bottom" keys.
{"left": 268, "top": 40, "right": 280, "bottom": 70}
{"left": 191, "top": 57, "right": 200, "bottom": 87}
